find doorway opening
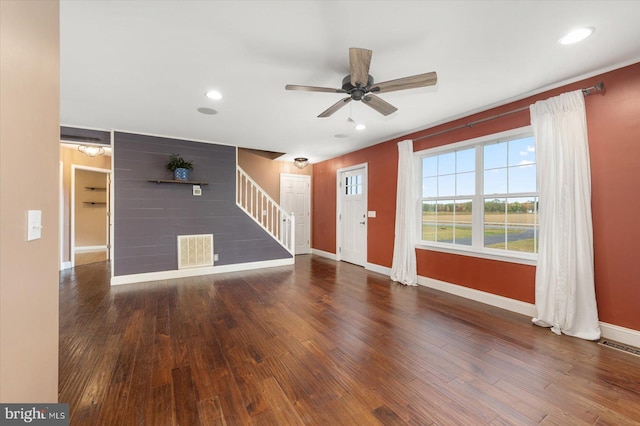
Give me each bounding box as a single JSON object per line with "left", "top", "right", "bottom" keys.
{"left": 71, "top": 165, "right": 111, "bottom": 268}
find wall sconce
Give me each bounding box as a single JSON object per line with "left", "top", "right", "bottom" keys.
{"left": 294, "top": 157, "right": 309, "bottom": 169}
{"left": 78, "top": 144, "right": 105, "bottom": 157}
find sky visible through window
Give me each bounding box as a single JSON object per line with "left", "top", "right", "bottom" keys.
{"left": 422, "top": 136, "right": 536, "bottom": 196}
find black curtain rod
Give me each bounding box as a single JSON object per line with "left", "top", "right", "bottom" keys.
{"left": 414, "top": 81, "right": 605, "bottom": 143}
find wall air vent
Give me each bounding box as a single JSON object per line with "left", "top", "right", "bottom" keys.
{"left": 177, "top": 234, "right": 213, "bottom": 269}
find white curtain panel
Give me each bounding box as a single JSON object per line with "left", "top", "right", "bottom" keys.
{"left": 390, "top": 139, "right": 418, "bottom": 286}
{"left": 529, "top": 90, "right": 600, "bottom": 340}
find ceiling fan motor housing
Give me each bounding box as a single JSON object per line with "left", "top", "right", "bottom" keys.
{"left": 342, "top": 74, "right": 374, "bottom": 100}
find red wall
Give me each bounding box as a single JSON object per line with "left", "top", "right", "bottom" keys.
{"left": 313, "top": 61, "right": 640, "bottom": 331}
{"left": 588, "top": 64, "right": 640, "bottom": 331}
{"left": 312, "top": 141, "right": 398, "bottom": 267}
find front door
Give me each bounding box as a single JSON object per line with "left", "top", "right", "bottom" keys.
{"left": 339, "top": 166, "right": 367, "bottom": 266}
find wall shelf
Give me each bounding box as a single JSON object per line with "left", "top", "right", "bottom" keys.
{"left": 148, "top": 179, "right": 209, "bottom": 185}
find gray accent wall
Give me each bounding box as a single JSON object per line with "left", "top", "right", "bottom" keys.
{"left": 113, "top": 132, "right": 291, "bottom": 276}
{"left": 60, "top": 126, "right": 111, "bottom": 145}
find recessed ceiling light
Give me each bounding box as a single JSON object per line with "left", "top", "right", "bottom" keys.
{"left": 355, "top": 123, "right": 366, "bottom": 131}
{"left": 205, "top": 90, "right": 223, "bottom": 100}
{"left": 559, "top": 27, "right": 594, "bottom": 45}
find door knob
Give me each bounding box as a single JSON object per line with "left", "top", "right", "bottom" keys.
{"left": 360, "top": 221, "right": 366, "bottom": 225}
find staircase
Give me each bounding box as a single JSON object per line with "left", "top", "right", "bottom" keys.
{"left": 236, "top": 166, "right": 295, "bottom": 255}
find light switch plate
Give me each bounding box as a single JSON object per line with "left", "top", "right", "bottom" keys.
{"left": 27, "top": 210, "right": 42, "bottom": 241}
{"left": 192, "top": 185, "right": 202, "bottom": 196}
{"left": 367, "top": 211, "right": 377, "bottom": 218}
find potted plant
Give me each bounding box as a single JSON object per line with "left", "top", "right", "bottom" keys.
{"left": 166, "top": 153, "right": 194, "bottom": 181}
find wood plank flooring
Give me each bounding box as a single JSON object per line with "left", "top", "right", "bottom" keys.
{"left": 59, "top": 255, "right": 640, "bottom": 425}
{"left": 74, "top": 250, "right": 108, "bottom": 266}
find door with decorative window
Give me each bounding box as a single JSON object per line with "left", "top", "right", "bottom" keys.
{"left": 339, "top": 167, "right": 367, "bottom": 266}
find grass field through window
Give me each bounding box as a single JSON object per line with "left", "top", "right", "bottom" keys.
{"left": 422, "top": 212, "right": 537, "bottom": 252}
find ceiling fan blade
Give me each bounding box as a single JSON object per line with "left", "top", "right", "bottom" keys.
{"left": 370, "top": 72, "right": 437, "bottom": 94}
{"left": 362, "top": 94, "right": 398, "bottom": 116}
{"left": 318, "top": 97, "right": 352, "bottom": 118}
{"left": 285, "top": 84, "right": 346, "bottom": 93}
{"left": 349, "top": 47, "right": 372, "bottom": 87}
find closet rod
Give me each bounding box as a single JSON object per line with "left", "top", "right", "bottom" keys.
{"left": 414, "top": 81, "right": 604, "bottom": 142}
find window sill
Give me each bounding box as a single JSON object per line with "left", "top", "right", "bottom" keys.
{"left": 415, "top": 243, "right": 537, "bottom": 266}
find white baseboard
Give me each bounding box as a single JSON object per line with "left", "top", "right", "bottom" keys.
{"left": 600, "top": 322, "right": 640, "bottom": 349}
{"left": 417, "top": 275, "right": 537, "bottom": 317}
{"left": 311, "top": 248, "right": 337, "bottom": 261}
{"left": 366, "top": 262, "right": 391, "bottom": 276}
{"left": 60, "top": 261, "right": 72, "bottom": 271}
{"left": 75, "top": 245, "right": 107, "bottom": 253}
{"left": 110, "top": 257, "right": 294, "bottom": 286}
{"left": 417, "top": 275, "right": 640, "bottom": 348}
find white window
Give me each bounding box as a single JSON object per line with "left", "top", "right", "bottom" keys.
{"left": 417, "top": 127, "right": 538, "bottom": 263}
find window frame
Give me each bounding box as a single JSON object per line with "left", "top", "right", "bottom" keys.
{"left": 415, "top": 126, "right": 538, "bottom": 266}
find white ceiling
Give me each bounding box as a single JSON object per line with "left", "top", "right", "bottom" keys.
{"left": 60, "top": 1, "right": 640, "bottom": 164}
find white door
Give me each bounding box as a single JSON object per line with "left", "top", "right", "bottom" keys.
{"left": 280, "top": 174, "right": 311, "bottom": 255}
{"left": 339, "top": 167, "right": 367, "bottom": 266}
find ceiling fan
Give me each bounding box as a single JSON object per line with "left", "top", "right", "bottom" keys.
{"left": 285, "top": 47, "right": 437, "bottom": 118}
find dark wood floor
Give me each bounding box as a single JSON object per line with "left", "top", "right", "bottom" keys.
{"left": 59, "top": 255, "right": 640, "bottom": 425}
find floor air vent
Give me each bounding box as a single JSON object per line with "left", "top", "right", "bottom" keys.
{"left": 177, "top": 234, "right": 213, "bottom": 269}
{"left": 598, "top": 340, "right": 640, "bottom": 357}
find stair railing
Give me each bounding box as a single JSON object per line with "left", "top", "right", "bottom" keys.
{"left": 236, "top": 166, "right": 295, "bottom": 254}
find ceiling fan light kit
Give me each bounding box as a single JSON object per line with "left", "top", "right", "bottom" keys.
{"left": 286, "top": 47, "right": 437, "bottom": 118}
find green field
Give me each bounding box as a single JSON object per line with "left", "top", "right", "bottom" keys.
{"left": 422, "top": 212, "right": 537, "bottom": 224}
{"left": 421, "top": 224, "right": 528, "bottom": 241}
{"left": 486, "top": 238, "right": 536, "bottom": 252}
{"left": 421, "top": 211, "right": 537, "bottom": 252}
